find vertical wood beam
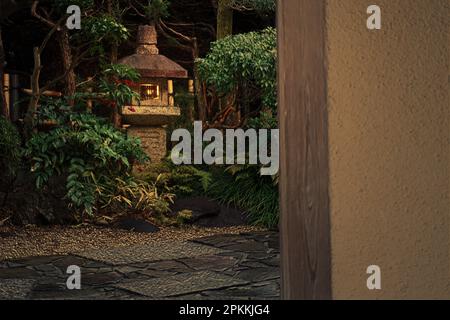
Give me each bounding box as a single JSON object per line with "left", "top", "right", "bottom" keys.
{"left": 0, "top": 26, "right": 7, "bottom": 119}
{"left": 277, "top": 0, "right": 331, "bottom": 299}
{"left": 3, "top": 73, "right": 10, "bottom": 120}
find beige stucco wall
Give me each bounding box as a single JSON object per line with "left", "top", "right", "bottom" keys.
{"left": 326, "top": 0, "right": 449, "bottom": 299}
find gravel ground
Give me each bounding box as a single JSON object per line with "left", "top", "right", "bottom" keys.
{"left": 0, "top": 225, "right": 264, "bottom": 261}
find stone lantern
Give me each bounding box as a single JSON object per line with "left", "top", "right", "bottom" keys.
{"left": 119, "top": 25, "right": 188, "bottom": 162}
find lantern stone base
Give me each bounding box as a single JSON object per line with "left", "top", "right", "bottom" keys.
{"left": 127, "top": 126, "right": 167, "bottom": 163}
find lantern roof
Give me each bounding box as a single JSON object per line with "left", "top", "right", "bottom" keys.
{"left": 119, "top": 25, "right": 188, "bottom": 79}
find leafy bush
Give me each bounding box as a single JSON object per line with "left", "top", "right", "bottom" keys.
{"left": 97, "top": 64, "right": 140, "bottom": 108}
{"left": 24, "top": 105, "right": 150, "bottom": 217}
{"left": 229, "top": 0, "right": 276, "bottom": 13}
{"left": 139, "top": 160, "right": 279, "bottom": 229}
{"left": 101, "top": 64, "right": 140, "bottom": 82}
{"left": 207, "top": 164, "right": 279, "bottom": 229}
{"left": 83, "top": 15, "right": 130, "bottom": 43}
{"left": 197, "top": 27, "right": 277, "bottom": 123}
{"left": 72, "top": 64, "right": 140, "bottom": 117}
{"left": 138, "top": 160, "right": 212, "bottom": 197}
{"left": 0, "top": 116, "right": 21, "bottom": 181}
{"left": 143, "top": 0, "right": 170, "bottom": 22}
{"left": 195, "top": 28, "right": 279, "bottom": 227}
{"left": 79, "top": 15, "right": 130, "bottom": 57}
{"left": 96, "top": 175, "right": 173, "bottom": 216}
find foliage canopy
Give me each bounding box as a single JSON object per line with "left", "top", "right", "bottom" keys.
{"left": 197, "top": 27, "right": 277, "bottom": 116}
{"left": 229, "top": 0, "right": 276, "bottom": 12}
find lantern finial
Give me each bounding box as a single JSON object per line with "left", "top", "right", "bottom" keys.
{"left": 136, "top": 25, "right": 159, "bottom": 55}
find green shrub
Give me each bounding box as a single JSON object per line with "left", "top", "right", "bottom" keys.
{"left": 138, "top": 160, "right": 212, "bottom": 197}
{"left": 194, "top": 28, "right": 279, "bottom": 227}
{"left": 24, "top": 105, "right": 152, "bottom": 218}
{"left": 197, "top": 27, "right": 277, "bottom": 123}
{"left": 97, "top": 64, "right": 140, "bottom": 108}
{"left": 80, "top": 15, "right": 130, "bottom": 57}
{"left": 229, "top": 0, "right": 275, "bottom": 13}
{"left": 143, "top": 0, "right": 170, "bottom": 22}
{"left": 139, "top": 160, "right": 279, "bottom": 229}
{"left": 0, "top": 116, "right": 21, "bottom": 180}
{"left": 96, "top": 175, "right": 174, "bottom": 216}
{"left": 207, "top": 164, "right": 279, "bottom": 229}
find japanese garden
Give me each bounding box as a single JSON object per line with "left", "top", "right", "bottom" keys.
{"left": 0, "top": 0, "right": 280, "bottom": 299}
{"left": 0, "top": 0, "right": 447, "bottom": 302}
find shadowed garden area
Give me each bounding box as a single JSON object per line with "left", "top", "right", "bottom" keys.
{"left": 0, "top": 0, "right": 279, "bottom": 300}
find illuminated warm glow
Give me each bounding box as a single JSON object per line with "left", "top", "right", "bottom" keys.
{"left": 140, "top": 84, "right": 160, "bottom": 100}
{"left": 168, "top": 80, "right": 174, "bottom": 95}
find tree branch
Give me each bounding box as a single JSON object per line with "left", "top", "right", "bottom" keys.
{"left": 31, "top": 1, "right": 61, "bottom": 30}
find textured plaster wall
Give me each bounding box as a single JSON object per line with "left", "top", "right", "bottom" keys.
{"left": 326, "top": 0, "right": 449, "bottom": 299}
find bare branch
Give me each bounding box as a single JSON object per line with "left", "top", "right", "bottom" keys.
{"left": 128, "top": 2, "right": 146, "bottom": 17}
{"left": 165, "top": 21, "right": 215, "bottom": 35}
{"left": 156, "top": 21, "right": 194, "bottom": 53}
{"left": 159, "top": 19, "right": 193, "bottom": 43}
{"left": 31, "top": 1, "right": 61, "bottom": 30}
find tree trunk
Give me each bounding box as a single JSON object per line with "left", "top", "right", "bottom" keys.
{"left": 217, "top": 0, "right": 233, "bottom": 39}
{"left": 107, "top": 0, "right": 118, "bottom": 63}
{"left": 24, "top": 47, "right": 41, "bottom": 139}
{"left": 0, "top": 26, "right": 8, "bottom": 119}
{"left": 106, "top": 0, "right": 121, "bottom": 127}
{"left": 192, "top": 38, "right": 207, "bottom": 122}
{"left": 57, "top": 28, "right": 76, "bottom": 98}
{"left": 216, "top": 0, "right": 233, "bottom": 113}
{"left": 194, "top": 66, "right": 206, "bottom": 122}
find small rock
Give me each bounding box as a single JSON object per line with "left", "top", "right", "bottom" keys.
{"left": 171, "top": 197, "right": 249, "bottom": 227}
{"left": 171, "top": 197, "right": 220, "bottom": 222}
{"left": 116, "top": 218, "right": 160, "bottom": 233}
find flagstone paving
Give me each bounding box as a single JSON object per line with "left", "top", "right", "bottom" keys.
{"left": 0, "top": 231, "right": 280, "bottom": 300}
{"left": 75, "top": 241, "right": 225, "bottom": 265}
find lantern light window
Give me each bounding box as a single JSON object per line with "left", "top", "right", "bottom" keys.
{"left": 140, "top": 84, "right": 160, "bottom": 100}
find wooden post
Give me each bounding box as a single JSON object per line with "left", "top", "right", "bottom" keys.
{"left": 277, "top": 0, "right": 331, "bottom": 299}
{"left": 188, "top": 79, "right": 194, "bottom": 94}
{"left": 187, "top": 79, "right": 195, "bottom": 121}
{"left": 10, "top": 73, "right": 19, "bottom": 122}
{"left": 168, "top": 80, "right": 174, "bottom": 106}
{"left": 3, "top": 73, "right": 10, "bottom": 120}
{"left": 86, "top": 77, "right": 93, "bottom": 113}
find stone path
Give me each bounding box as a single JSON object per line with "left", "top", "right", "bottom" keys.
{"left": 0, "top": 231, "right": 280, "bottom": 300}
